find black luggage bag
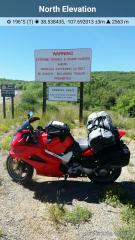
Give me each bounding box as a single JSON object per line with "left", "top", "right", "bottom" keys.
{"left": 97, "top": 141, "right": 130, "bottom": 167}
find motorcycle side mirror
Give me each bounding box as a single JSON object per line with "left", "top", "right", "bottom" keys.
{"left": 27, "top": 111, "right": 34, "bottom": 119}
{"left": 29, "top": 117, "right": 40, "bottom": 123}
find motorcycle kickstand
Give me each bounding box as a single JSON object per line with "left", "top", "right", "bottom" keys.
{"left": 64, "top": 174, "right": 68, "bottom": 182}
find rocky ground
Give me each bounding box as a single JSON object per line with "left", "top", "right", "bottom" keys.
{"left": 0, "top": 134, "right": 135, "bottom": 240}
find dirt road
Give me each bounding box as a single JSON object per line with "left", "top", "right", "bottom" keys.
{"left": 0, "top": 137, "right": 135, "bottom": 240}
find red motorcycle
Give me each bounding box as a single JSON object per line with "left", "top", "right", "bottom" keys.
{"left": 6, "top": 112, "right": 129, "bottom": 185}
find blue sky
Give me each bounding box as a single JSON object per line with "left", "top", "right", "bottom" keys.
{"left": 0, "top": 26, "right": 135, "bottom": 80}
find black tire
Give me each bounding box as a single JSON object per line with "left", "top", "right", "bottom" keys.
{"left": 6, "top": 155, "right": 34, "bottom": 185}
{"left": 88, "top": 167, "right": 122, "bottom": 184}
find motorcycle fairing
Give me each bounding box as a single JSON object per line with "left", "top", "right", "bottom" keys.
{"left": 9, "top": 144, "right": 64, "bottom": 177}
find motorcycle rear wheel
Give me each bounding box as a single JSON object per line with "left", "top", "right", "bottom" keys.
{"left": 6, "top": 155, "right": 34, "bottom": 185}
{"left": 88, "top": 167, "right": 121, "bottom": 184}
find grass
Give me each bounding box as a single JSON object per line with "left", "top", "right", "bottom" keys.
{"left": 116, "top": 204, "right": 135, "bottom": 240}
{"left": 48, "top": 203, "right": 65, "bottom": 224}
{"left": 103, "top": 185, "right": 135, "bottom": 239}
{"left": 108, "top": 111, "right": 135, "bottom": 140}
{"left": 0, "top": 99, "right": 135, "bottom": 139}
{"left": 104, "top": 193, "right": 120, "bottom": 208}
{"left": 103, "top": 186, "right": 135, "bottom": 240}
{"left": 103, "top": 185, "right": 127, "bottom": 208}
{"left": 0, "top": 228, "right": 3, "bottom": 239}
{"left": 64, "top": 205, "right": 92, "bottom": 225}
{"left": 48, "top": 203, "right": 92, "bottom": 225}
{"left": 38, "top": 103, "right": 79, "bottom": 128}
{"left": 121, "top": 204, "right": 135, "bottom": 224}
{"left": 101, "top": 176, "right": 135, "bottom": 240}
{"left": 0, "top": 124, "right": 10, "bottom": 134}
{"left": 1, "top": 134, "right": 12, "bottom": 151}
{"left": 0, "top": 108, "right": 23, "bottom": 135}
{"left": 0, "top": 178, "right": 2, "bottom": 186}
{"left": 117, "top": 224, "right": 135, "bottom": 240}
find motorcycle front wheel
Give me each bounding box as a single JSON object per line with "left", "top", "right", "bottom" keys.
{"left": 88, "top": 167, "right": 121, "bottom": 184}
{"left": 6, "top": 155, "right": 34, "bottom": 185}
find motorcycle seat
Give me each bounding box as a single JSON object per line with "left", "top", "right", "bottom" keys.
{"left": 76, "top": 139, "right": 89, "bottom": 151}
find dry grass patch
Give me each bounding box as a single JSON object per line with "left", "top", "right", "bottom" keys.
{"left": 1, "top": 134, "right": 12, "bottom": 151}
{"left": 103, "top": 185, "right": 127, "bottom": 208}
{"left": 48, "top": 203, "right": 92, "bottom": 225}
{"left": 0, "top": 228, "right": 3, "bottom": 239}
{"left": 116, "top": 204, "right": 135, "bottom": 240}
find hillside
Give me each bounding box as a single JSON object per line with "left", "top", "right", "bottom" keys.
{"left": 0, "top": 71, "right": 135, "bottom": 134}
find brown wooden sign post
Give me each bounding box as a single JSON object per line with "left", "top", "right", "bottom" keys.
{"left": 43, "top": 82, "right": 47, "bottom": 114}
{"left": 79, "top": 82, "right": 84, "bottom": 123}
{"left": 1, "top": 85, "right": 15, "bottom": 118}
{"left": 11, "top": 97, "right": 14, "bottom": 118}
{"left": 3, "top": 96, "right": 6, "bottom": 118}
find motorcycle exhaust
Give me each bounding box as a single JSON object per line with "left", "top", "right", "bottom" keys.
{"left": 68, "top": 164, "right": 94, "bottom": 175}
{"left": 81, "top": 167, "right": 93, "bottom": 175}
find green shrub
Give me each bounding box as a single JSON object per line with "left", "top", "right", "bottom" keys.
{"left": 0, "top": 124, "right": 9, "bottom": 134}
{"left": 84, "top": 94, "right": 91, "bottom": 110}
{"left": 1, "top": 135, "right": 12, "bottom": 151}
{"left": 121, "top": 204, "right": 135, "bottom": 224}
{"left": 128, "top": 104, "right": 135, "bottom": 117}
{"left": 48, "top": 204, "right": 92, "bottom": 225}
{"left": 116, "top": 204, "right": 135, "bottom": 240}
{"left": 102, "top": 95, "right": 116, "bottom": 110}
{"left": 117, "top": 224, "right": 135, "bottom": 240}
{"left": 48, "top": 204, "right": 65, "bottom": 224}
{"left": 39, "top": 104, "right": 78, "bottom": 128}
{"left": 0, "top": 228, "right": 3, "bottom": 238}
{"left": 64, "top": 205, "right": 92, "bottom": 225}
{"left": 0, "top": 180, "right": 1, "bottom": 186}
{"left": 104, "top": 191, "right": 120, "bottom": 208}
{"left": 115, "top": 90, "right": 135, "bottom": 117}
{"left": 19, "top": 87, "right": 41, "bottom": 111}
{"left": 103, "top": 185, "right": 127, "bottom": 207}
{"left": 47, "top": 104, "right": 59, "bottom": 113}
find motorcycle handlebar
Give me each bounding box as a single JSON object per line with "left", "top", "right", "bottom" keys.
{"left": 21, "top": 129, "right": 31, "bottom": 133}
{"left": 29, "top": 117, "right": 40, "bottom": 123}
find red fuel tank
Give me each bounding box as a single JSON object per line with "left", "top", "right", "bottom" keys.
{"left": 46, "top": 134, "right": 74, "bottom": 154}
{"left": 37, "top": 132, "right": 48, "bottom": 145}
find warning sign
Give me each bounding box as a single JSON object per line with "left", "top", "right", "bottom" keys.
{"left": 35, "top": 48, "right": 92, "bottom": 82}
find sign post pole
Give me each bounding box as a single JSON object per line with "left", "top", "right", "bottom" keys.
{"left": 3, "top": 97, "right": 6, "bottom": 118}
{"left": 43, "top": 82, "right": 47, "bottom": 114}
{"left": 11, "top": 97, "right": 14, "bottom": 118}
{"left": 79, "top": 82, "right": 84, "bottom": 123}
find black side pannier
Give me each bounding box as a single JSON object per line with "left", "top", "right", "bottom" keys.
{"left": 45, "top": 121, "right": 70, "bottom": 139}
{"left": 97, "top": 141, "right": 130, "bottom": 167}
